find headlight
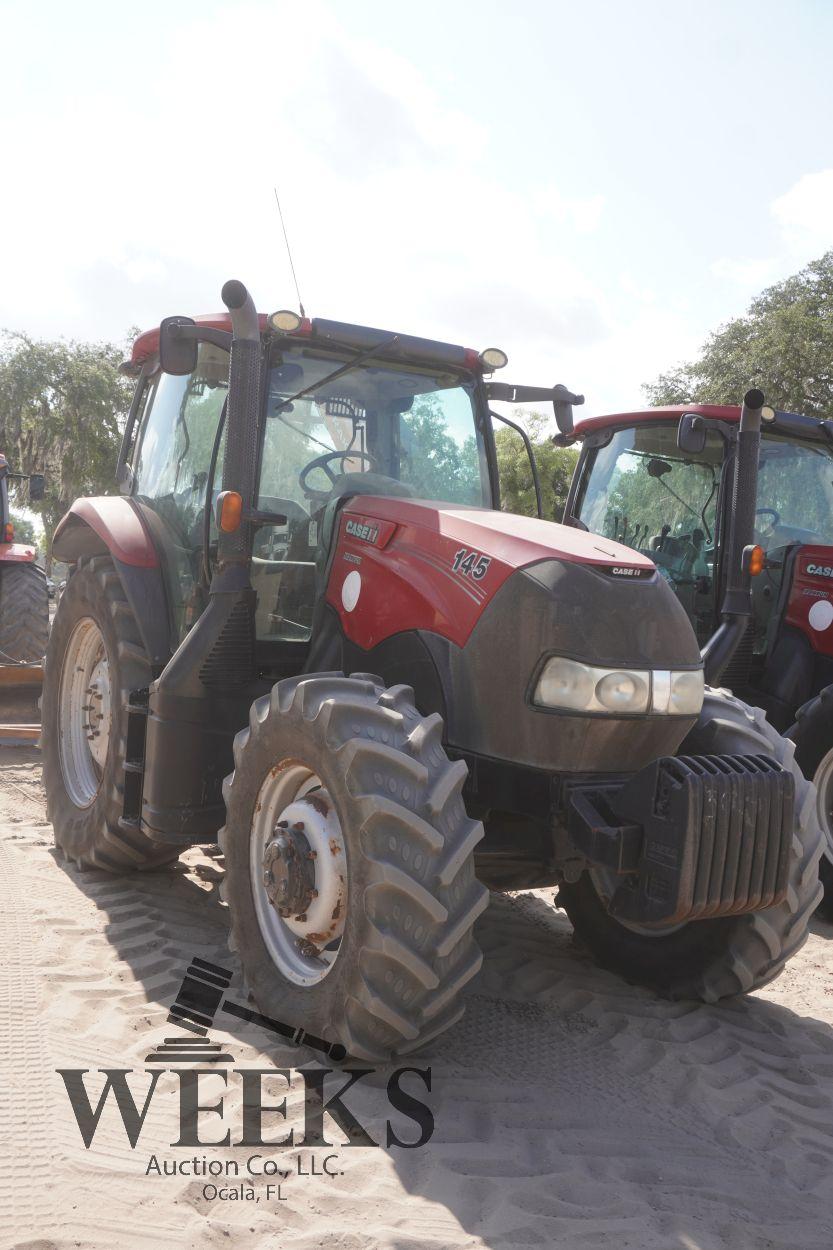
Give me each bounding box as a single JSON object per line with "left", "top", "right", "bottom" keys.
{"left": 669, "top": 668, "right": 705, "bottom": 714}
{"left": 533, "top": 657, "right": 703, "bottom": 716}
{"left": 534, "top": 657, "right": 596, "bottom": 711}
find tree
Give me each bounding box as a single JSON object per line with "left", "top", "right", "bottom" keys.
{"left": 0, "top": 331, "right": 132, "bottom": 567}
{"left": 644, "top": 251, "right": 833, "bottom": 416}
{"left": 400, "top": 395, "right": 482, "bottom": 502}
{"left": 494, "top": 411, "right": 578, "bottom": 521}
{"left": 8, "top": 512, "right": 39, "bottom": 550}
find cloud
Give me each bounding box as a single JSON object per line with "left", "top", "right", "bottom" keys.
{"left": 709, "top": 256, "right": 780, "bottom": 288}
{"left": 0, "top": 0, "right": 613, "bottom": 377}
{"left": 536, "top": 187, "right": 606, "bottom": 235}
{"left": 772, "top": 169, "right": 833, "bottom": 254}
{"left": 702, "top": 169, "right": 833, "bottom": 314}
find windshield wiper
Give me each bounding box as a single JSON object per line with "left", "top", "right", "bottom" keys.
{"left": 271, "top": 334, "right": 399, "bottom": 416}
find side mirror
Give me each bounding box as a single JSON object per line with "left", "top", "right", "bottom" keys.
{"left": 552, "top": 384, "right": 584, "bottom": 438}
{"left": 159, "top": 316, "right": 198, "bottom": 376}
{"left": 678, "top": 412, "right": 707, "bottom": 454}
{"left": 28, "top": 473, "right": 45, "bottom": 502}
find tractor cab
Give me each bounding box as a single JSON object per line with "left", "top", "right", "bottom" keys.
{"left": 565, "top": 404, "right": 833, "bottom": 727}
{"left": 118, "top": 312, "right": 537, "bottom": 664}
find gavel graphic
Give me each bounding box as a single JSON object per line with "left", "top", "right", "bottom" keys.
{"left": 144, "top": 956, "right": 347, "bottom": 1064}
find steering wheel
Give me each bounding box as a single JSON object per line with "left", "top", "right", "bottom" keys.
{"left": 755, "top": 507, "right": 780, "bottom": 539}
{"left": 299, "top": 450, "right": 377, "bottom": 502}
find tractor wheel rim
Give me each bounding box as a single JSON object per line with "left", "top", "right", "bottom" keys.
{"left": 250, "top": 763, "right": 347, "bottom": 986}
{"left": 813, "top": 748, "right": 833, "bottom": 866}
{"left": 58, "top": 618, "right": 112, "bottom": 808}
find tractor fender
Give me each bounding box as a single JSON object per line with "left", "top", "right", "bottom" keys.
{"left": 52, "top": 498, "right": 173, "bottom": 667}
{"left": 0, "top": 541, "right": 38, "bottom": 563}
{"left": 53, "top": 496, "right": 157, "bottom": 567}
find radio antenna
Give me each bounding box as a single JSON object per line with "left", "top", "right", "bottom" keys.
{"left": 273, "top": 186, "right": 306, "bottom": 317}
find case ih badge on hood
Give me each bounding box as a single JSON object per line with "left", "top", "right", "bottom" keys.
{"left": 43, "top": 289, "right": 821, "bottom": 1062}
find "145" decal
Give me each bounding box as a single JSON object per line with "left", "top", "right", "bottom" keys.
{"left": 452, "top": 548, "right": 491, "bottom": 580}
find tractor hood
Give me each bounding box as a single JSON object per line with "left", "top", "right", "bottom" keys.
{"left": 343, "top": 496, "right": 655, "bottom": 573}
{"left": 326, "top": 495, "right": 657, "bottom": 652}
{"left": 325, "top": 494, "right": 702, "bottom": 773}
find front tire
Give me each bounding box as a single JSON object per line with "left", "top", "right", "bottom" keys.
{"left": 219, "top": 673, "right": 488, "bottom": 1061}
{"left": 559, "top": 688, "right": 822, "bottom": 1000}
{"left": 788, "top": 686, "right": 833, "bottom": 921}
{"left": 41, "top": 556, "right": 179, "bottom": 872}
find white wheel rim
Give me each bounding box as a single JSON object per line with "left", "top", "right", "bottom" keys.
{"left": 813, "top": 747, "right": 833, "bottom": 865}
{"left": 58, "top": 618, "right": 112, "bottom": 808}
{"left": 250, "top": 762, "right": 348, "bottom": 986}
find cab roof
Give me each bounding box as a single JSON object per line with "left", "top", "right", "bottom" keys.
{"left": 573, "top": 403, "right": 830, "bottom": 445}
{"left": 129, "top": 313, "right": 481, "bottom": 374}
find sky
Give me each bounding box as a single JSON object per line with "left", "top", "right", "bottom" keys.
{"left": 1, "top": 0, "right": 832, "bottom": 421}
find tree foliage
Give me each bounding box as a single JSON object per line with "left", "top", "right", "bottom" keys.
{"left": 644, "top": 251, "right": 833, "bottom": 416}
{"left": 9, "top": 512, "right": 39, "bottom": 549}
{"left": 0, "top": 331, "right": 131, "bottom": 557}
{"left": 495, "top": 411, "right": 578, "bottom": 521}
{"left": 400, "top": 396, "right": 482, "bottom": 503}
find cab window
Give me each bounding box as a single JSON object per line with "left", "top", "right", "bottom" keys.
{"left": 755, "top": 434, "right": 833, "bottom": 549}
{"left": 133, "top": 342, "right": 229, "bottom": 639}
{"left": 251, "top": 346, "right": 488, "bottom": 644}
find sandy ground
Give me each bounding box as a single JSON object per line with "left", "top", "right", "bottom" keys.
{"left": 2, "top": 744, "right": 833, "bottom": 1250}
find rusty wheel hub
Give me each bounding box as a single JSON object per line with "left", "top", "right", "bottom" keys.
{"left": 250, "top": 765, "right": 348, "bottom": 986}
{"left": 262, "top": 823, "right": 317, "bottom": 918}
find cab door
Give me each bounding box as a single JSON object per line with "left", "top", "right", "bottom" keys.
{"left": 130, "top": 342, "right": 229, "bottom": 643}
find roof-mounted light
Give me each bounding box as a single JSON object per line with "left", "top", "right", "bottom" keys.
{"left": 762, "top": 405, "right": 776, "bottom": 422}
{"left": 269, "top": 309, "right": 303, "bottom": 333}
{"left": 479, "top": 347, "right": 508, "bottom": 371}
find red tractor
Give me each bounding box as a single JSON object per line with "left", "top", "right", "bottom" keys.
{"left": 561, "top": 400, "right": 833, "bottom": 917}
{"left": 0, "top": 454, "right": 48, "bottom": 664}
{"left": 41, "top": 283, "right": 821, "bottom": 1060}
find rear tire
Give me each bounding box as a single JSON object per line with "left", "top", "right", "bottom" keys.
{"left": 559, "top": 688, "right": 822, "bottom": 1000}
{"left": 219, "top": 673, "right": 488, "bottom": 1061}
{"left": 788, "top": 686, "right": 833, "bottom": 921}
{"left": 41, "top": 556, "right": 179, "bottom": 872}
{"left": 0, "top": 562, "right": 49, "bottom": 663}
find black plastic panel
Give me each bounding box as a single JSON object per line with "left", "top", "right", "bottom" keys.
{"left": 424, "top": 560, "right": 702, "bottom": 773}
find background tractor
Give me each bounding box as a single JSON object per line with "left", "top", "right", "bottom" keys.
{"left": 0, "top": 454, "right": 48, "bottom": 664}
{"left": 41, "top": 282, "right": 821, "bottom": 1060}
{"left": 562, "top": 400, "right": 833, "bottom": 917}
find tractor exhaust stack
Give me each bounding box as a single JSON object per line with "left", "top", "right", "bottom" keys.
{"left": 217, "top": 281, "right": 261, "bottom": 571}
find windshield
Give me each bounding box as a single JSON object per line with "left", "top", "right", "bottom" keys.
{"left": 754, "top": 433, "right": 833, "bottom": 548}
{"left": 257, "top": 345, "right": 488, "bottom": 511}
{"left": 575, "top": 422, "right": 725, "bottom": 643}
{"left": 577, "top": 423, "right": 724, "bottom": 556}
{"left": 575, "top": 420, "right": 833, "bottom": 651}
{"left": 250, "top": 344, "right": 488, "bottom": 646}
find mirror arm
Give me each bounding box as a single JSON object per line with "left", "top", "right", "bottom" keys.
{"left": 490, "top": 410, "right": 544, "bottom": 519}
{"left": 171, "top": 325, "right": 233, "bottom": 352}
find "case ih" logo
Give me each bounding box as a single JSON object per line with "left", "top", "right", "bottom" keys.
{"left": 806, "top": 563, "right": 833, "bottom": 578}
{"left": 345, "top": 519, "right": 380, "bottom": 545}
